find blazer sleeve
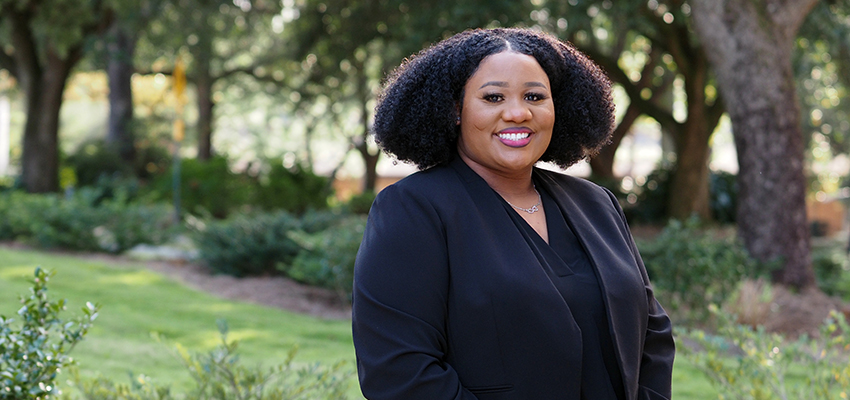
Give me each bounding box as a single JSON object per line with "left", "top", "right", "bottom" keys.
{"left": 352, "top": 184, "right": 478, "bottom": 400}
{"left": 605, "top": 189, "right": 676, "bottom": 400}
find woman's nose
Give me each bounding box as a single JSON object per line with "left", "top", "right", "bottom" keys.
{"left": 502, "top": 101, "right": 532, "bottom": 122}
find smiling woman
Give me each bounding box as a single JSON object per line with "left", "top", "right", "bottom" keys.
{"left": 353, "top": 28, "right": 675, "bottom": 400}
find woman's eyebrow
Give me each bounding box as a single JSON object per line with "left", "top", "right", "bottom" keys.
{"left": 478, "top": 81, "right": 549, "bottom": 89}
{"left": 479, "top": 81, "right": 508, "bottom": 89}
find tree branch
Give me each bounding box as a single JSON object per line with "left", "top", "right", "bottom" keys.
{"left": 0, "top": 49, "right": 17, "bottom": 79}
{"left": 580, "top": 44, "right": 679, "bottom": 129}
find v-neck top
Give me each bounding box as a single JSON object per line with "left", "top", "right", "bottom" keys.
{"left": 501, "top": 185, "right": 627, "bottom": 400}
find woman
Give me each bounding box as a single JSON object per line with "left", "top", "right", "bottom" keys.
{"left": 352, "top": 28, "right": 675, "bottom": 400}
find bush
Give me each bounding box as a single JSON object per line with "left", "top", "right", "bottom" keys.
{"left": 0, "top": 268, "right": 99, "bottom": 399}
{"left": 0, "top": 191, "right": 174, "bottom": 253}
{"left": 638, "top": 218, "right": 768, "bottom": 324}
{"left": 65, "top": 140, "right": 134, "bottom": 188}
{"left": 811, "top": 245, "right": 850, "bottom": 300}
{"left": 71, "top": 320, "right": 351, "bottom": 400}
{"left": 286, "top": 215, "right": 367, "bottom": 302}
{"left": 150, "top": 156, "right": 252, "bottom": 219}
{"left": 709, "top": 170, "right": 737, "bottom": 224}
{"left": 625, "top": 162, "right": 673, "bottom": 224}
{"left": 194, "top": 211, "right": 301, "bottom": 276}
{"left": 682, "top": 306, "right": 850, "bottom": 400}
{"left": 253, "top": 162, "right": 331, "bottom": 214}
{"left": 341, "top": 191, "right": 376, "bottom": 215}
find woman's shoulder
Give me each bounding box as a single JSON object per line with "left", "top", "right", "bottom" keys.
{"left": 535, "top": 167, "right": 611, "bottom": 197}
{"left": 374, "top": 163, "right": 463, "bottom": 206}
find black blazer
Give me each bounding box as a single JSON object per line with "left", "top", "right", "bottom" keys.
{"left": 352, "top": 157, "right": 675, "bottom": 399}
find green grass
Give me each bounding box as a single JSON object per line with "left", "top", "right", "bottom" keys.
{"left": 0, "top": 246, "right": 363, "bottom": 398}
{"left": 0, "top": 246, "right": 721, "bottom": 399}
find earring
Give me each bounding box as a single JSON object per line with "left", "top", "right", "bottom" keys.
{"left": 456, "top": 116, "right": 461, "bottom": 125}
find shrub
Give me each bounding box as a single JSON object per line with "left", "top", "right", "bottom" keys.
{"left": 194, "top": 211, "right": 301, "bottom": 276}
{"left": 811, "top": 245, "right": 850, "bottom": 300}
{"left": 253, "top": 162, "right": 331, "bottom": 214}
{"left": 65, "top": 140, "right": 134, "bottom": 188}
{"left": 150, "top": 156, "right": 252, "bottom": 219}
{"left": 682, "top": 306, "right": 850, "bottom": 400}
{"left": 72, "top": 320, "right": 351, "bottom": 400}
{"left": 0, "top": 268, "right": 99, "bottom": 399}
{"left": 341, "top": 191, "right": 376, "bottom": 215}
{"left": 625, "top": 162, "right": 673, "bottom": 224}
{"left": 286, "top": 215, "right": 367, "bottom": 303}
{"left": 709, "top": 170, "right": 737, "bottom": 224}
{"left": 0, "top": 191, "right": 174, "bottom": 253}
{"left": 638, "top": 218, "right": 768, "bottom": 324}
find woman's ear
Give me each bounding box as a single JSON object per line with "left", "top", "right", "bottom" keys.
{"left": 455, "top": 104, "right": 462, "bottom": 125}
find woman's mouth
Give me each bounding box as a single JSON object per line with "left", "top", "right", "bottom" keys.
{"left": 497, "top": 129, "right": 533, "bottom": 147}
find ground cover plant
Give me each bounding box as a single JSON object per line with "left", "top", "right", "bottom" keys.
{"left": 0, "top": 247, "right": 359, "bottom": 399}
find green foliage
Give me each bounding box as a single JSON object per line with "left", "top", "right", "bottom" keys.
{"left": 811, "top": 245, "right": 850, "bottom": 300}
{"left": 639, "top": 218, "right": 767, "bottom": 324}
{"left": 0, "top": 267, "right": 99, "bottom": 400}
{"left": 150, "top": 156, "right": 252, "bottom": 219}
{"left": 72, "top": 321, "right": 351, "bottom": 400}
{"left": 624, "top": 162, "right": 673, "bottom": 224}
{"left": 341, "top": 191, "right": 375, "bottom": 215}
{"left": 193, "top": 211, "right": 301, "bottom": 277}
{"left": 0, "top": 190, "right": 174, "bottom": 253}
{"left": 149, "top": 157, "right": 331, "bottom": 219}
{"left": 709, "top": 170, "right": 737, "bottom": 224}
{"left": 65, "top": 141, "right": 134, "bottom": 188}
{"left": 253, "top": 162, "right": 331, "bottom": 214}
{"left": 682, "top": 306, "right": 850, "bottom": 400}
{"left": 286, "top": 215, "right": 367, "bottom": 302}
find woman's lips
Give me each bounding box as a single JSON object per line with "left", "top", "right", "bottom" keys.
{"left": 497, "top": 128, "right": 533, "bottom": 147}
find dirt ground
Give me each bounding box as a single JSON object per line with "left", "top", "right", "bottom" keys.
{"left": 3, "top": 242, "right": 848, "bottom": 335}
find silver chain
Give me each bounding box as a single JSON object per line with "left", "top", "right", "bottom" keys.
{"left": 505, "top": 186, "right": 542, "bottom": 214}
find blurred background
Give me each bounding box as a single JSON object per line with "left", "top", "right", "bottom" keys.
{"left": 1, "top": 1, "right": 850, "bottom": 399}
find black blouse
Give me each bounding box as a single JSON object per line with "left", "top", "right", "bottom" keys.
{"left": 501, "top": 185, "right": 626, "bottom": 400}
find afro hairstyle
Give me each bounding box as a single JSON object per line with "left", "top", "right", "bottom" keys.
{"left": 372, "top": 27, "right": 615, "bottom": 170}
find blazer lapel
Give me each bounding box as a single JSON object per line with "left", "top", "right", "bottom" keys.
{"left": 535, "top": 169, "right": 646, "bottom": 398}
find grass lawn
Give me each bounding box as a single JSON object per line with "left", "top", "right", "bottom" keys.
{"left": 0, "top": 245, "right": 718, "bottom": 399}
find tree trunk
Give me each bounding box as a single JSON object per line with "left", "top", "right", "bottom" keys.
{"left": 10, "top": 11, "right": 79, "bottom": 193}
{"left": 691, "top": 0, "right": 817, "bottom": 288}
{"left": 668, "top": 118, "right": 712, "bottom": 220}
{"left": 21, "top": 50, "right": 75, "bottom": 193}
{"left": 196, "top": 71, "right": 214, "bottom": 160}
{"left": 589, "top": 103, "right": 640, "bottom": 180}
{"left": 667, "top": 56, "right": 715, "bottom": 221}
{"left": 106, "top": 20, "right": 137, "bottom": 162}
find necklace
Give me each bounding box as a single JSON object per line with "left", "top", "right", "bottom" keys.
{"left": 504, "top": 186, "right": 542, "bottom": 214}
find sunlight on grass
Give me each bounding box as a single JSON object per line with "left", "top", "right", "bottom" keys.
{"left": 0, "top": 264, "right": 38, "bottom": 280}
{"left": 96, "top": 270, "right": 164, "bottom": 286}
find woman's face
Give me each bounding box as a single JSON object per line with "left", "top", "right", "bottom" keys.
{"left": 457, "top": 51, "right": 555, "bottom": 178}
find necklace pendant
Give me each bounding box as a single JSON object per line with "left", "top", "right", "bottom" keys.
{"left": 527, "top": 205, "right": 538, "bottom": 214}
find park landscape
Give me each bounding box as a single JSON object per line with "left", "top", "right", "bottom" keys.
{"left": 2, "top": 0, "right": 850, "bottom": 399}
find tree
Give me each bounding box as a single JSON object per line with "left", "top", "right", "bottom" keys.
{"left": 690, "top": 0, "right": 818, "bottom": 288}
{"left": 140, "top": 0, "right": 285, "bottom": 160}
{"left": 103, "top": 0, "right": 165, "bottom": 163}
{"left": 548, "top": 0, "right": 724, "bottom": 220}
{"left": 0, "top": 0, "right": 112, "bottom": 192}
{"left": 286, "top": 0, "right": 535, "bottom": 192}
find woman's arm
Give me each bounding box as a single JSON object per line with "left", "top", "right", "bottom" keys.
{"left": 606, "top": 189, "right": 676, "bottom": 400}
{"left": 352, "top": 185, "right": 477, "bottom": 400}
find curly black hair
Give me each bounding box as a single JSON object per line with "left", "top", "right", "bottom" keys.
{"left": 373, "top": 27, "right": 615, "bottom": 170}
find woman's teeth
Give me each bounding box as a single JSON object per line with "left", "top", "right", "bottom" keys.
{"left": 498, "top": 133, "right": 530, "bottom": 141}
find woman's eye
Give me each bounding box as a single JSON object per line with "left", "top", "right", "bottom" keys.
{"left": 483, "top": 94, "right": 504, "bottom": 103}
{"left": 525, "top": 92, "right": 547, "bottom": 102}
